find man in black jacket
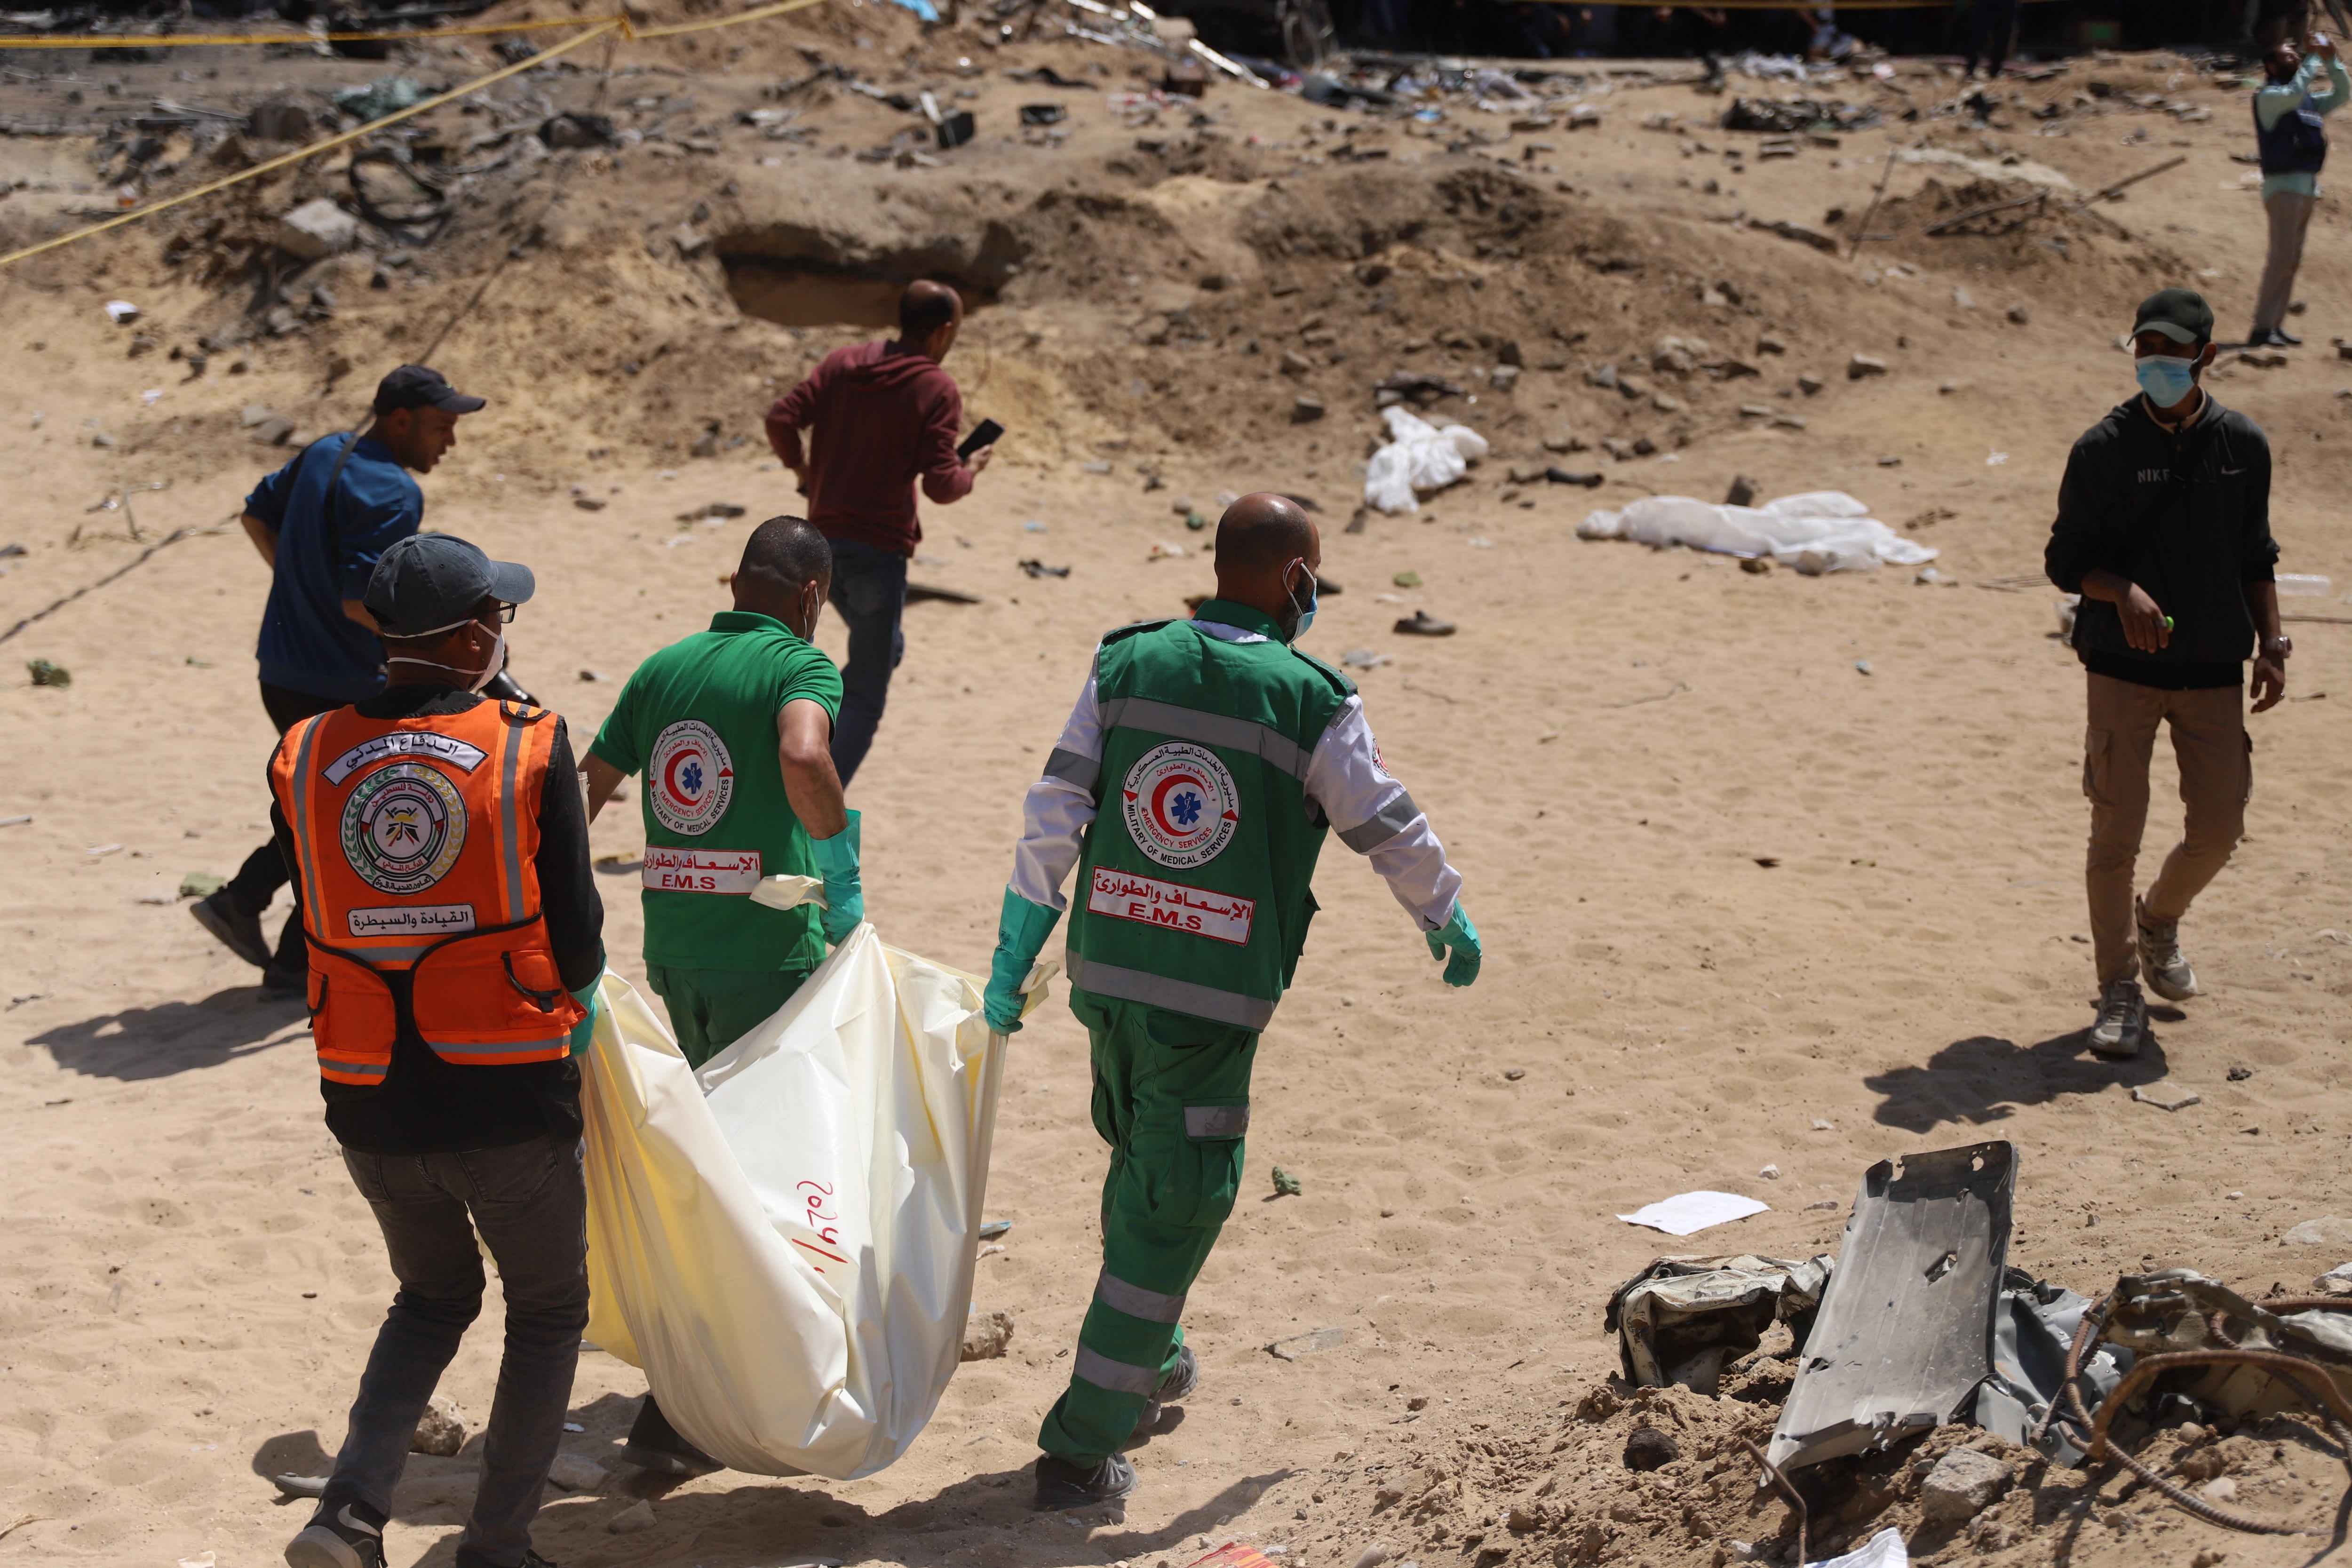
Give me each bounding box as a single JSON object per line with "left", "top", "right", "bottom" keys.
{"left": 2045, "top": 288, "right": 2288, "bottom": 1059}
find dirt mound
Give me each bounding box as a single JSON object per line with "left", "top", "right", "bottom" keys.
{"left": 1844, "top": 172, "right": 2190, "bottom": 291}
{"left": 1271, "top": 1356, "right": 2352, "bottom": 1568}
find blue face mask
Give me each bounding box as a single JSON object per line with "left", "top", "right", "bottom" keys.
{"left": 2136, "top": 353, "right": 2199, "bottom": 407}
{"left": 1283, "top": 565, "right": 1318, "bottom": 642}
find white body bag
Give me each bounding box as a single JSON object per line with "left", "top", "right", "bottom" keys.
{"left": 578, "top": 923, "right": 1008, "bottom": 1480}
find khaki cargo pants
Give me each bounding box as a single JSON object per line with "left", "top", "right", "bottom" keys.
{"left": 2082, "top": 672, "right": 2251, "bottom": 986}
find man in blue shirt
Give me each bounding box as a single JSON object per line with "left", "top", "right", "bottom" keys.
{"left": 190, "top": 365, "right": 485, "bottom": 994}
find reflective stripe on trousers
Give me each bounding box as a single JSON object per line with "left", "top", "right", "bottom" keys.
{"left": 1036, "top": 991, "right": 1256, "bottom": 1466}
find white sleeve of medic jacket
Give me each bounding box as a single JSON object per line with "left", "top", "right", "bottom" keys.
{"left": 1304, "top": 694, "right": 1462, "bottom": 932}
{"left": 1008, "top": 671, "right": 1104, "bottom": 912}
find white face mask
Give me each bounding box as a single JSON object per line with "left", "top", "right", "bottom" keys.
{"left": 464, "top": 630, "right": 505, "bottom": 693}
{"left": 387, "top": 617, "right": 504, "bottom": 690}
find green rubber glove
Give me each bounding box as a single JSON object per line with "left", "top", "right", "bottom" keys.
{"left": 809, "top": 810, "right": 863, "bottom": 947}
{"left": 1425, "top": 899, "right": 1481, "bottom": 987}
{"left": 565, "top": 971, "right": 604, "bottom": 1057}
{"left": 985, "top": 887, "right": 1062, "bottom": 1034}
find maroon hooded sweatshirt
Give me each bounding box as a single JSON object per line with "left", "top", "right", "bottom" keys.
{"left": 764, "top": 339, "right": 974, "bottom": 557}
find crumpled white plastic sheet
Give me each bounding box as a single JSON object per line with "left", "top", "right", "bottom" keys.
{"left": 1364, "top": 406, "right": 1490, "bottom": 514}
{"left": 1812, "top": 1528, "right": 1908, "bottom": 1568}
{"left": 1577, "top": 491, "right": 1937, "bottom": 573}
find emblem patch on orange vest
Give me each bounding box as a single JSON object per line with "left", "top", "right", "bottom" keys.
{"left": 340, "top": 762, "right": 469, "bottom": 895}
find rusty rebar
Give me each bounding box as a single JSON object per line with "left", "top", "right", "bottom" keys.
{"left": 2070, "top": 1348, "right": 2352, "bottom": 1537}
{"left": 1739, "top": 1437, "right": 1807, "bottom": 1567}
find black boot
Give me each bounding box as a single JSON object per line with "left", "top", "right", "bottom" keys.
{"left": 1035, "top": 1452, "right": 1139, "bottom": 1509}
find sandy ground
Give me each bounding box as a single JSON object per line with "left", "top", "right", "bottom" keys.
{"left": 5, "top": 28, "right": 2352, "bottom": 1568}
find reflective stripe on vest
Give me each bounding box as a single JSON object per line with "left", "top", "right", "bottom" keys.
{"left": 269, "top": 700, "right": 582, "bottom": 1082}
{"left": 1064, "top": 952, "right": 1279, "bottom": 1030}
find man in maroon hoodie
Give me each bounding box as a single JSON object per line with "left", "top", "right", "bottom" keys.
{"left": 764, "top": 280, "right": 993, "bottom": 784}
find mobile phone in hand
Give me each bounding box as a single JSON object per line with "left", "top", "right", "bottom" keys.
{"left": 957, "top": 419, "right": 1004, "bottom": 462}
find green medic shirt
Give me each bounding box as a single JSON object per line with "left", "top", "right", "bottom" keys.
{"left": 588, "top": 611, "right": 842, "bottom": 973}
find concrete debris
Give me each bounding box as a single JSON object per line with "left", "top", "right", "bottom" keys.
{"left": 2131, "top": 1082, "right": 2200, "bottom": 1111}
{"left": 1918, "top": 1447, "right": 2013, "bottom": 1522}
{"left": 606, "top": 1500, "right": 656, "bottom": 1535}
{"left": 961, "top": 1308, "right": 1015, "bottom": 1361}
{"left": 411, "top": 1393, "right": 466, "bottom": 1457}
{"left": 546, "top": 1454, "right": 608, "bottom": 1492}
{"left": 273, "top": 201, "right": 355, "bottom": 262}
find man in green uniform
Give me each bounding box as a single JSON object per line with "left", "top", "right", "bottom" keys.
{"left": 581, "top": 513, "right": 864, "bottom": 1474}
{"left": 983, "top": 493, "right": 1482, "bottom": 1508}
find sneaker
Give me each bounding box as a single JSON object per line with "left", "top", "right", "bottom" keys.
{"left": 191, "top": 889, "right": 272, "bottom": 969}
{"left": 285, "top": 1499, "right": 387, "bottom": 1568}
{"left": 1138, "top": 1342, "right": 1199, "bottom": 1432}
{"left": 1152, "top": 1343, "right": 1198, "bottom": 1403}
{"left": 621, "top": 1394, "right": 723, "bottom": 1478}
{"left": 2088, "top": 979, "right": 2147, "bottom": 1059}
{"left": 1034, "top": 1452, "right": 1139, "bottom": 1510}
{"left": 2135, "top": 897, "right": 2199, "bottom": 1002}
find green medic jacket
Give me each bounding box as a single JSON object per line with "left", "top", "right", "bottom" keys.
{"left": 1063, "top": 600, "right": 1353, "bottom": 1030}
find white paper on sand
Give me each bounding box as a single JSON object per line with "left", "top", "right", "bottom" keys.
{"left": 1811, "top": 1527, "right": 1908, "bottom": 1568}
{"left": 1617, "top": 1190, "right": 1771, "bottom": 1237}
{"left": 1576, "top": 491, "right": 1936, "bottom": 573}
{"left": 578, "top": 924, "right": 1007, "bottom": 1480}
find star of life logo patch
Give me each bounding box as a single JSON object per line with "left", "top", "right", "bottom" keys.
{"left": 340, "top": 762, "right": 468, "bottom": 896}
{"left": 1120, "top": 740, "right": 1240, "bottom": 870}
{"left": 649, "top": 719, "right": 735, "bottom": 836}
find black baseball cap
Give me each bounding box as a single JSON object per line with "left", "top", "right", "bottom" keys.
{"left": 2132, "top": 287, "right": 2215, "bottom": 347}
{"left": 365, "top": 533, "right": 534, "bottom": 637}
{"left": 373, "top": 363, "right": 487, "bottom": 416}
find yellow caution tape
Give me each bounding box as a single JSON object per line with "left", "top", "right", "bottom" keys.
{"left": 0, "top": 17, "right": 621, "bottom": 269}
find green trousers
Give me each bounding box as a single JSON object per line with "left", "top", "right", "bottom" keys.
{"left": 644, "top": 964, "right": 815, "bottom": 1070}
{"left": 1036, "top": 987, "right": 1258, "bottom": 1466}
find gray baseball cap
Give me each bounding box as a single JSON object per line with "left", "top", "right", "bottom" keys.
{"left": 364, "top": 533, "right": 534, "bottom": 636}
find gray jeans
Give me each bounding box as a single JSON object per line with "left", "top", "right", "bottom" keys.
{"left": 329, "top": 1134, "right": 589, "bottom": 1568}
{"left": 2254, "top": 189, "right": 2317, "bottom": 332}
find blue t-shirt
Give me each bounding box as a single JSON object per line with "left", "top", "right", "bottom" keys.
{"left": 246, "top": 434, "right": 423, "bottom": 700}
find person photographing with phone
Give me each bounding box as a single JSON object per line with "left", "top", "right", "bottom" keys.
{"left": 2044, "top": 288, "right": 2288, "bottom": 1059}
{"left": 763, "top": 280, "right": 995, "bottom": 786}
{"left": 2248, "top": 29, "right": 2346, "bottom": 347}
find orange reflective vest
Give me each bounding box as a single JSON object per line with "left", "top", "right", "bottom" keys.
{"left": 268, "top": 699, "right": 586, "bottom": 1086}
